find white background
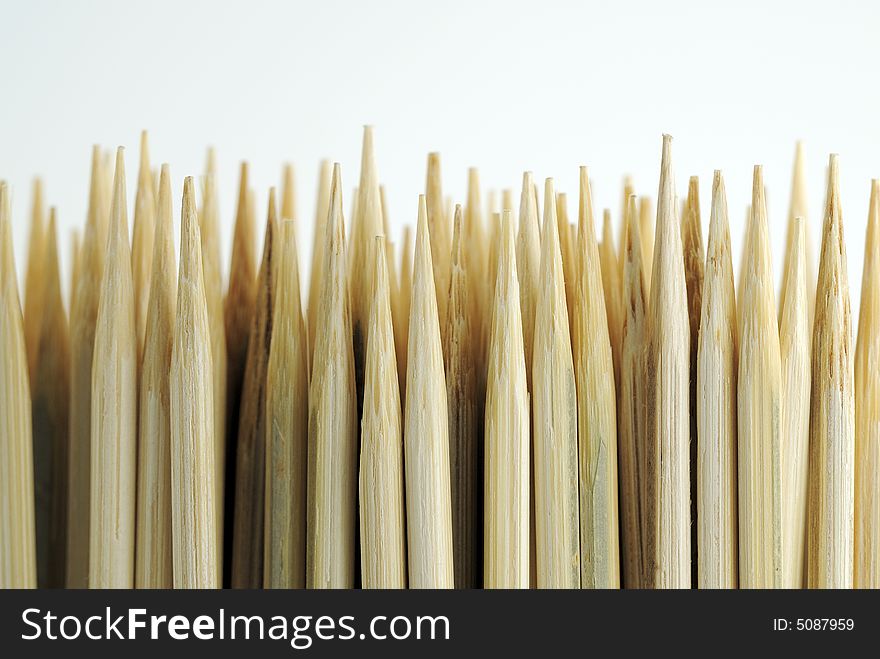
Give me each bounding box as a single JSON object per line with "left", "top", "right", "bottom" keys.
{"left": 2, "top": 0, "right": 879, "bottom": 307}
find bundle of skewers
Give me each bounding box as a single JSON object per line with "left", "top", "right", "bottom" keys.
{"left": 0, "top": 129, "right": 876, "bottom": 589}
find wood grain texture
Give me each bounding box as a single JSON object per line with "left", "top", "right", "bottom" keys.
{"left": 89, "top": 147, "right": 137, "bottom": 588}
{"left": 0, "top": 183, "right": 37, "bottom": 588}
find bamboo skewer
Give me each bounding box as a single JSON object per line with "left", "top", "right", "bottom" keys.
{"left": 23, "top": 178, "right": 45, "bottom": 386}
{"left": 855, "top": 179, "right": 880, "bottom": 588}
{"left": 781, "top": 141, "right": 816, "bottom": 325}
{"left": 639, "top": 196, "right": 655, "bottom": 293}
{"left": 533, "top": 178, "right": 580, "bottom": 588}
{"left": 599, "top": 208, "right": 623, "bottom": 388}
{"left": 426, "top": 153, "right": 450, "bottom": 332}
{"left": 405, "top": 195, "right": 454, "bottom": 589}
{"left": 307, "top": 164, "right": 358, "bottom": 588}
{"left": 170, "top": 177, "right": 218, "bottom": 589}
{"left": 264, "top": 219, "right": 309, "bottom": 588}
{"left": 223, "top": 162, "right": 256, "bottom": 584}
{"left": 30, "top": 209, "right": 69, "bottom": 588}
{"left": 444, "top": 205, "right": 481, "bottom": 589}
{"left": 359, "top": 238, "right": 407, "bottom": 588}
{"left": 618, "top": 194, "right": 648, "bottom": 589}
{"left": 644, "top": 135, "right": 689, "bottom": 589}
{"left": 281, "top": 163, "right": 296, "bottom": 220}
{"left": 132, "top": 130, "right": 156, "bottom": 363}
{"left": 737, "top": 165, "right": 782, "bottom": 589}
{"left": 89, "top": 147, "right": 137, "bottom": 588}
{"left": 696, "top": 172, "right": 738, "bottom": 589}
{"left": 135, "top": 164, "right": 176, "bottom": 588}
{"left": 0, "top": 182, "right": 37, "bottom": 588}
{"left": 779, "top": 215, "right": 811, "bottom": 588}
{"left": 66, "top": 146, "right": 107, "bottom": 587}
{"left": 574, "top": 168, "right": 620, "bottom": 589}
{"left": 807, "top": 154, "right": 854, "bottom": 589}
{"left": 307, "top": 159, "right": 332, "bottom": 365}
{"left": 556, "top": 193, "right": 576, "bottom": 336}
{"left": 681, "top": 176, "right": 704, "bottom": 586}
{"left": 200, "top": 156, "right": 227, "bottom": 572}
{"left": 484, "top": 209, "right": 530, "bottom": 589}
{"left": 231, "top": 190, "right": 276, "bottom": 588}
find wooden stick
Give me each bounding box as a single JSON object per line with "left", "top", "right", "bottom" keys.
{"left": 397, "top": 224, "right": 413, "bottom": 401}
{"left": 264, "top": 219, "right": 308, "bottom": 588}
{"left": 555, "top": 192, "right": 576, "bottom": 337}
{"left": 484, "top": 209, "right": 529, "bottom": 589}
{"left": 599, "top": 208, "right": 622, "bottom": 387}
{"left": 170, "top": 176, "right": 218, "bottom": 589}
{"left": 30, "top": 208, "right": 69, "bottom": 588}
{"left": 807, "top": 154, "right": 854, "bottom": 589}
{"left": 644, "top": 135, "right": 689, "bottom": 589}
{"left": 223, "top": 162, "right": 256, "bottom": 585}
{"left": 696, "top": 171, "right": 738, "bottom": 589}
{"left": 855, "top": 179, "right": 880, "bottom": 588}
{"left": 426, "top": 153, "right": 450, "bottom": 332}
{"left": 681, "top": 176, "right": 704, "bottom": 586}
{"left": 231, "top": 189, "right": 276, "bottom": 588}
{"left": 465, "top": 167, "right": 489, "bottom": 369}
{"left": 359, "top": 237, "right": 407, "bottom": 588}
{"left": 781, "top": 141, "right": 816, "bottom": 326}
{"left": 574, "top": 167, "right": 620, "bottom": 589}
{"left": 70, "top": 228, "right": 80, "bottom": 313}
{"left": 0, "top": 182, "right": 37, "bottom": 588}
{"left": 779, "top": 214, "right": 810, "bottom": 588}
{"left": 281, "top": 163, "right": 296, "bottom": 220}
{"left": 405, "top": 195, "right": 454, "bottom": 589}
{"left": 618, "top": 194, "right": 647, "bottom": 588}
{"left": 89, "top": 147, "right": 137, "bottom": 588}
{"left": 638, "top": 196, "right": 655, "bottom": 293}
{"left": 200, "top": 154, "right": 227, "bottom": 575}
{"left": 307, "top": 160, "right": 332, "bottom": 365}
{"left": 533, "top": 178, "right": 579, "bottom": 588}
{"left": 737, "top": 165, "right": 783, "bottom": 588}
{"left": 444, "top": 205, "right": 481, "bottom": 588}
{"left": 307, "top": 164, "right": 357, "bottom": 588}
{"left": 66, "top": 146, "right": 106, "bottom": 587}
{"left": 132, "top": 130, "right": 156, "bottom": 363}
{"left": 23, "top": 177, "right": 45, "bottom": 387}
{"left": 516, "top": 172, "right": 539, "bottom": 589}
{"left": 617, "top": 176, "right": 635, "bottom": 287}
{"left": 135, "top": 164, "right": 176, "bottom": 588}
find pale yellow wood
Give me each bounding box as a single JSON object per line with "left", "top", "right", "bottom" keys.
{"left": 359, "top": 238, "right": 407, "bottom": 588}
{"left": 737, "top": 166, "right": 783, "bottom": 589}
{"left": 426, "top": 153, "right": 450, "bottom": 333}
{"left": 67, "top": 146, "right": 106, "bottom": 587}
{"left": 555, "top": 193, "right": 577, "bottom": 339}
{"left": 484, "top": 209, "right": 529, "bottom": 589}
{"left": 135, "top": 165, "right": 176, "bottom": 588}
{"left": 618, "top": 194, "right": 647, "bottom": 589}
{"left": 89, "top": 147, "right": 137, "bottom": 588}
{"left": 533, "top": 178, "right": 579, "bottom": 589}
{"left": 200, "top": 157, "right": 227, "bottom": 576}
{"left": 855, "top": 179, "right": 880, "bottom": 588}
{"left": 696, "top": 172, "right": 738, "bottom": 589}
{"left": 599, "top": 208, "right": 622, "bottom": 388}
{"left": 405, "top": 195, "right": 454, "bottom": 589}
{"left": 465, "top": 168, "right": 489, "bottom": 372}
{"left": 231, "top": 191, "right": 276, "bottom": 588}
{"left": 574, "top": 168, "right": 620, "bottom": 589}
{"left": 807, "top": 155, "right": 854, "bottom": 589}
{"left": 23, "top": 177, "right": 45, "bottom": 387}
{"left": 307, "top": 160, "right": 332, "bottom": 367}
{"left": 170, "top": 177, "right": 218, "bottom": 588}
{"left": 781, "top": 142, "right": 816, "bottom": 326}
{"left": 307, "top": 164, "right": 357, "bottom": 588}
{"left": 264, "top": 219, "right": 308, "bottom": 588}
{"left": 644, "top": 136, "right": 689, "bottom": 588}
{"left": 638, "top": 196, "right": 655, "bottom": 293}
{"left": 132, "top": 130, "right": 156, "bottom": 364}
{"left": 0, "top": 183, "right": 37, "bottom": 588}
{"left": 281, "top": 163, "right": 296, "bottom": 220}
{"left": 444, "top": 206, "right": 481, "bottom": 589}
{"left": 779, "top": 217, "right": 810, "bottom": 589}
{"left": 397, "top": 223, "right": 413, "bottom": 401}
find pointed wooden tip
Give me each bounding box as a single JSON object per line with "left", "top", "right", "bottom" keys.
{"left": 543, "top": 178, "right": 557, "bottom": 233}
{"left": 180, "top": 177, "right": 201, "bottom": 280}
{"left": 281, "top": 163, "right": 296, "bottom": 220}
{"left": 499, "top": 209, "right": 516, "bottom": 279}
{"left": 578, "top": 166, "right": 594, "bottom": 239}
{"left": 0, "top": 182, "right": 13, "bottom": 286}
{"left": 157, "top": 163, "right": 172, "bottom": 234}
{"left": 109, "top": 146, "right": 129, "bottom": 241}
{"left": 372, "top": 234, "right": 390, "bottom": 308}
{"left": 451, "top": 204, "right": 463, "bottom": 263}
{"left": 328, "top": 164, "right": 344, "bottom": 250}
{"left": 415, "top": 194, "right": 431, "bottom": 264}
{"left": 658, "top": 134, "right": 675, "bottom": 212}
{"left": 138, "top": 130, "right": 151, "bottom": 181}
{"left": 205, "top": 147, "right": 217, "bottom": 178}
{"left": 708, "top": 170, "right": 729, "bottom": 259}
